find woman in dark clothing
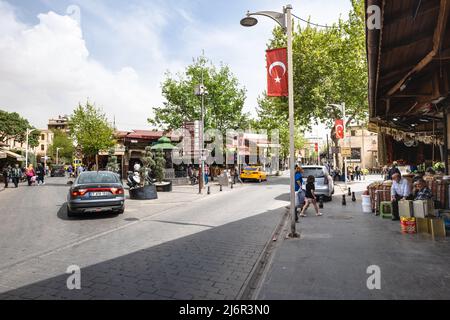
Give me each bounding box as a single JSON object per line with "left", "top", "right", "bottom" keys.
{"left": 299, "top": 175, "right": 323, "bottom": 217}
{"left": 36, "top": 163, "right": 45, "bottom": 185}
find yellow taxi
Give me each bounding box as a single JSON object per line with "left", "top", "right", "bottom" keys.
{"left": 240, "top": 166, "right": 267, "bottom": 183}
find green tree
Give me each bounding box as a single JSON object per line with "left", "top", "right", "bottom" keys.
{"left": 149, "top": 56, "right": 250, "bottom": 133}
{"left": 153, "top": 150, "right": 166, "bottom": 183}
{"left": 69, "top": 101, "right": 115, "bottom": 168}
{"left": 258, "top": 0, "right": 367, "bottom": 168}
{"left": 0, "top": 110, "right": 40, "bottom": 147}
{"left": 252, "top": 94, "right": 307, "bottom": 163}
{"left": 48, "top": 130, "right": 74, "bottom": 164}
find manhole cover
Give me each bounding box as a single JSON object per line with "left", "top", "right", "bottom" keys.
{"left": 124, "top": 218, "right": 140, "bottom": 221}
{"left": 327, "top": 216, "right": 353, "bottom": 220}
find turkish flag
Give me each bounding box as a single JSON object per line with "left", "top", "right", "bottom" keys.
{"left": 266, "top": 48, "right": 288, "bottom": 97}
{"left": 335, "top": 120, "right": 344, "bottom": 139}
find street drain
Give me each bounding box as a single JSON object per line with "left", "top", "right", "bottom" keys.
{"left": 327, "top": 216, "right": 353, "bottom": 220}
{"left": 124, "top": 218, "right": 140, "bottom": 221}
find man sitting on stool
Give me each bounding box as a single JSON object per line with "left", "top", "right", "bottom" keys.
{"left": 391, "top": 173, "right": 413, "bottom": 221}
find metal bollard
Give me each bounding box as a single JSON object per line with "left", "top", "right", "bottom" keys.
{"left": 352, "top": 192, "right": 356, "bottom": 202}
{"left": 207, "top": 186, "right": 210, "bottom": 195}
{"left": 231, "top": 183, "right": 234, "bottom": 189}
{"left": 342, "top": 195, "right": 347, "bottom": 206}
{"left": 220, "top": 184, "right": 223, "bottom": 192}
{"left": 319, "top": 196, "right": 324, "bottom": 209}
{"left": 348, "top": 187, "right": 351, "bottom": 196}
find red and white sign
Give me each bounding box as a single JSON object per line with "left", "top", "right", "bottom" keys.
{"left": 335, "top": 119, "right": 344, "bottom": 139}
{"left": 266, "top": 48, "right": 288, "bottom": 97}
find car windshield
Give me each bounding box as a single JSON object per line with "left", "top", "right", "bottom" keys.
{"left": 303, "top": 168, "right": 326, "bottom": 178}
{"left": 244, "top": 167, "right": 258, "bottom": 171}
{"left": 77, "top": 172, "right": 118, "bottom": 184}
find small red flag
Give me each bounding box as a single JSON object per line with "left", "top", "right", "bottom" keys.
{"left": 335, "top": 120, "right": 344, "bottom": 139}
{"left": 266, "top": 48, "right": 288, "bottom": 97}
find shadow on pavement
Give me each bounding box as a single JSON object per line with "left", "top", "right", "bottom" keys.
{"left": 57, "top": 203, "right": 120, "bottom": 221}
{"left": 1, "top": 207, "right": 284, "bottom": 300}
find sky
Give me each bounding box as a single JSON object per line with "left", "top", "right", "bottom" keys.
{"left": 0, "top": 0, "right": 353, "bottom": 131}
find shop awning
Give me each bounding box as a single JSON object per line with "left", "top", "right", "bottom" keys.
{"left": 366, "top": 0, "right": 450, "bottom": 133}
{"left": 0, "top": 149, "right": 25, "bottom": 161}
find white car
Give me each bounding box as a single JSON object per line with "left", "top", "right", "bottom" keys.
{"left": 301, "top": 165, "right": 335, "bottom": 201}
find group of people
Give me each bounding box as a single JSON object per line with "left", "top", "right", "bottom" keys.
{"left": 2, "top": 163, "right": 46, "bottom": 188}
{"left": 390, "top": 172, "right": 433, "bottom": 221}
{"left": 294, "top": 165, "right": 323, "bottom": 220}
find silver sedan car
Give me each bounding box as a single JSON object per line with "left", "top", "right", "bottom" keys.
{"left": 67, "top": 171, "right": 125, "bottom": 217}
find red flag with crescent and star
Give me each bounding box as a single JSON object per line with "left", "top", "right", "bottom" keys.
{"left": 335, "top": 119, "right": 344, "bottom": 139}
{"left": 266, "top": 48, "right": 288, "bottom": 97}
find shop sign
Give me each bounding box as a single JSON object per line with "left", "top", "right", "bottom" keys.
{"left": 341, "top": 147, "right": 352, "bottom": 157}
{"left": 368, "top": 122, "right": 379, "bottom": 133}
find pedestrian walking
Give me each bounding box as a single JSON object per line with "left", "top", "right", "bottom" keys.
{"left": 294, "top": 166, "right": 305, "bottom": 222}
{"left": 36, "top": 163, "right": 45, "bottom": 185}
{"left": 299, "top": 175, "right": 323, "bottom": 217}
{"left": 25, "top": 164, "right": 36, "bottom": 186}
{"left": 204, "top": 164, "right": 209, "bottom": 185}
{"left": 387, "top": 162, "right": 401, "bottom": 180}
{"left": 2, "top": 165, "right": 11, "bottom": 188}
{"left": 11, "top": 164, "right": 21, "bottom": 188}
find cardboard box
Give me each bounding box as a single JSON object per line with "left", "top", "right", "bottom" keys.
{"left": 416, "top": 218, "right": 431, "bottom": 234}
{"left": 429, "top": 218, "right": 446, "bottom": 238}
{"left": 413, "top": 200, "right": 434, "bottom": 218}
{"left": 399, "top": 200, "right": 414, "bottom": 218}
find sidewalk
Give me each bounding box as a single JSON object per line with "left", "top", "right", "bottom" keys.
{"left": 257, "top": 193, "right": 450, "bottom": 300}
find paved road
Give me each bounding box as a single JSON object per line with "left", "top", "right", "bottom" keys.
{"left": 0, "top": 175, "right": 289, "bottom": 300}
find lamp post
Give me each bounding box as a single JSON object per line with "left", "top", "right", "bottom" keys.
{"left": 56, "top": 147, "right": 63, "bottom": 165}
{"left": 241, "top": 4, "right": 298, "bottom": 237}
{"left": 195, "top": 79, "right": 208, "bottom": 194}
{"left": 25, "top": 128, "right": 36, "bottom": 168}
{"left": 328, "top": 103, "right": 347, "bottom": 190}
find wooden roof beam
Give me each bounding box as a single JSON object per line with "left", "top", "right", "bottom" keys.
{"left": 384, "top": 0, "right": 440, "bottom": 27}
{"left": 387, "top": 0, "right": 450, "bottom": 97}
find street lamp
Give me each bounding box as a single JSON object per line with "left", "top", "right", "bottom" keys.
{"left": 25, "top": 128, "right": 36, "bottom": 168}
{"left": 241, "top": 5, "right": 298, "bottom": 238}
{"left": 56, "top": 147, "right": 62, "bottom": 165}
{"left": 195, "top": 80, "right": 208, "bottom": 194}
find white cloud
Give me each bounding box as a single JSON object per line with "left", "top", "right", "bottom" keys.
{"left": 0, "top": 1, "right": 159, "bottom": 130}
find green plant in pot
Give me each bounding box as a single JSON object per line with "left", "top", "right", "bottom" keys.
{"left": 433, "top": 162, "right": 445, "bottom": 174}
{"left": 140, "top": 146, "right": 156, "bottom": 187}
{"left": 106, "top": 148, "right": 119, "bottom": 174}
{"left": 153, "top": 149, "right": 166, "bottom": 183}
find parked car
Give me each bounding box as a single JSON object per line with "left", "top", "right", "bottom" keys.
{"left": 67, "top": 171, "right": 125, "bottom": 217}
{"left": 51, "top": 165, "right": 66, "bottom": 177}
{"left": 301, "top": 165, "right": 334, "bottom": 201}
{"left": 240, "top": 166, "right": 267, "bottom": 183}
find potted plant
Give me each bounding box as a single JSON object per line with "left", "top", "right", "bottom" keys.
{"left": 128, "top": 147, "right": 158, "bottom": 200}
{"left": 106, "top": 148, "right": 119, "bottom": 175}
{"left": 153, "top": 149, "right": 172, "bottom": 192}
{"left": 433, "top": 162, "right": 445, "bottom": 174}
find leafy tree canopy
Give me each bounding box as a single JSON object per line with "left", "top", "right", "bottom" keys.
{"left": 48, "top": 129, "right": 75, "bottom": 163}
{"left": 69, "top": 101, "right": 115, "bottom": 159}
{"left": 257, "top": 0, "right": 367, "bottom": 131}
{"left": 149, "top": 56, "right": 250, "bottom": 133}
{"left": 0, "top": 109, "right": 40, "bottom": 147}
